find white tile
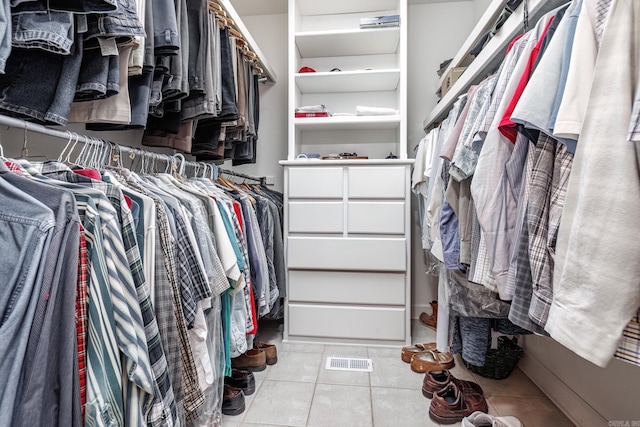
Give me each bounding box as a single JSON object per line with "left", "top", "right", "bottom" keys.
{"left": 371, "top": 387, "right": 438, "bottom": 427}
{"left": 370, "top": 356, "right": 423, "bottom": 389}
{"left": 489, "top": 396, "right": 576, "bottom": 426}
{"left": 240, "top": 423, "right": 287, "bottom": 427}
{"left": 221, "top": 421, "right": 242, "bottom": 427}
{"left": 307, "top": 384, "right": 372, "bottom": 427}
{"left": 281, "top": 342, "right": 326, "bottom": 354}
{"left": 367, "top": 346, "right": 403, "bottom": 359}
{"left": 265, "top": 351, "right": 322, "bottom": 383}
{"left": 411, "top": 319, "right": 438, "bottom": 343}
{"left": 242, "top": 380, "right": 315, "bottom": 426}
{"left": 317, "top": 363, "right": 371, "bottom": 387}
{"left": 323, "top": 344, "right": 369, "bottom": 357}
{"left": 470, "top": 368, "right": 546, "bottom": 399}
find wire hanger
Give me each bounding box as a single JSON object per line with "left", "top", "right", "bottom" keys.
{"left": 17, "top": 122, "right": 48, "bottom": 161}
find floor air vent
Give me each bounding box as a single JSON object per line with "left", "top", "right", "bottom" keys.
{"left": 325, "top": 357, "right": 373, "bottom": 372}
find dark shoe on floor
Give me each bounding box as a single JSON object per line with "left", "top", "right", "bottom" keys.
{"left": 255, "top": 342, "right": 278, "bottom": 365}
{"left": 222, "top": 384, "right": 245, "bottom": 416}
{"left": 225, "top": 368, "right": 256, "bottom": 395}
{"left": 231, "top": 348, "right": 267, "bottom": 372}
{"left": 429, "top": 382, "right": 488, "bottom": 424}
{"left": 422, "top": 369, "right": 483, "bottom": 398}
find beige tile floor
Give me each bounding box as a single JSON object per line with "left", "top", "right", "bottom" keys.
{"left": 221, "top": 320, "right": 576, "bottom": 427}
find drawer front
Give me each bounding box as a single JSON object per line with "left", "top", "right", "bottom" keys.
{"left": 289, "top": 167, "right": 343, "bottom": 198}
{"left": 289, "top": 201, "right": 343, "bottom": 233}
{"left": 288, "top": 270, "right": 405, "bottom": 305}
{"left": 348, "top": 201, "right": 405, "bottom": 234}
{"left": 287, "top": 237, "right": 406, "bottom": 271}
{"left": 288, "top": 304, "right": 406, "bottom": 341}
{"left": 348, "top": 166, "right": 406, "bottom": 199}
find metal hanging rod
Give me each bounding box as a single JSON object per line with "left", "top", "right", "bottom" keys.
{"left": 0, "top": 114, "right": 213, "bottom": 176}
{"left": 219, "top": 168, "right": 266, "bottom": 185}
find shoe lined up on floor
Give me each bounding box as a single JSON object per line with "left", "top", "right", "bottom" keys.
{"left": 222, "top": 384, "right": 245, "bottom": 416}
{"left": 411, "top": 350, "right": 455, "bottom": 373}
{"left": 462, "top": 411, "right": 524, "bottom": 427}
{"left": 422, "top": 369, "right": 483, "bottom": 399}
{"left": 231, "top": 348, "right": 267, "bottom": 372}
{"left": 225, "top": 342, "right": 278, "bottom": 417}
{"left": 419, "top": 300, "right": 438, "bottom": 330}
{"left": 429, "top": 381, "right": 488, "bottom": 424}
{"left": 401, "top": 342, "right": 438, "bottom": 363}
{"left": 225, "top": 368, "right": 256, "bottom": 396}
{"left": 255, "top": 341, "right": 278, "bottom": 365}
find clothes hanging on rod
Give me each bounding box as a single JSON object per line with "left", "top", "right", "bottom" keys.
{"left": 414, "top": 0, "right": 640, "bottom": 369}
{"left": 0, "top": 123, "right": 285, "bottom": 427}
{"left": 0, "top": 0, "right": 264, "bottom": 164}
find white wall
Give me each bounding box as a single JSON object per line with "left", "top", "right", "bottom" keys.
{"left": 407, "top": 1, "right": 477, "bottom": 317}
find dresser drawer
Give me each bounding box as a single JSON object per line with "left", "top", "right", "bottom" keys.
{"left": 287, "top": 236, "right": 406, "bottom": 271}
{"left": 289, "top": 201, "right": 343, "bottom": 233}
{"left": 288, "top": 270, "right": 405, "bottom": 305}
{"left": 348, "top": 166, "right": 406, "bottom": 199}
{"left": 288, "top": 303, "right": 406, "bottom": 341}
{"left": 289, "top": 167, "right": 344, "bottom": 198}
{"left": 348, "top": 201, "right": 405, "bottom": 234}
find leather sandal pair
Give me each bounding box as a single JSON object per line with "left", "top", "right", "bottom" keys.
{"left": 401, "top": 342, "right": 437, "bottom": 363}
{"left": 410, "top": 350, "right": 455, "bottom": 373}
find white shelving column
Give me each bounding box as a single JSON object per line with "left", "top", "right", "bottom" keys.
{"left": 281, "top": 0, "right": 412, "bottom": 346}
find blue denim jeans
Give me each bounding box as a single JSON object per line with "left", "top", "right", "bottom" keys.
{"left": 11, "top": 0, "right": 117, "bottom": 13}
{"left": 0, "top": 167, "right": 56, "bottom": 427}
{"left": 0, "top": 33, "right": 83, "bottom": 125}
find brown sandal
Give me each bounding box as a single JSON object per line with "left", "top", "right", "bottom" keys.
{"left": 401, "top": 342, "right": 437, "bottom": 363}
{"left": 410, "top": 350, "right": 455, "bottom": 373}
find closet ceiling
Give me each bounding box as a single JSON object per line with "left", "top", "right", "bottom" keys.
{"left": 230, "top": 0, "right": 470, "bottom": 16}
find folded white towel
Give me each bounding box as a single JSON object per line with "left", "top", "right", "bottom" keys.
{"left": 355, "top": 106, "right": 399, "bottom": 116}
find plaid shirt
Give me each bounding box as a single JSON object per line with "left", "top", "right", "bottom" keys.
{"left": 506, "top": 141, "right": 548, "bottom": 336}
{"left": 527, "top": 136, "right": 573, "bottom": 327}
{"left": 615, "top": 310, "right": 640, "bottom": 367}
{"left": 77, "top": 226, "right": 89, "bottom": 421}
{"left": 110, "top": 168, "right": 205, "bottom": 422}
{"left": 37, "top": 163, "right": 175, "bottom": 427}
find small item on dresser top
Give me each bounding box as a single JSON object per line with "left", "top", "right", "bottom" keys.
{"left": 359, "top": 15, "right": 400, "bottom": 29}
{"left": 296, "top": 153, "right": 321, "bottom": 160}
{"left": 322, "top": 152, "right": 369, "bottom": 160}
{"left": 385, "top": 152, "right": 398, "bottom": 159}
{"left": 330, "top": 67, "right": 341, "bottom": 72}
{"left": 355, "top": 106, "right": 399, "bottom": 116}
{"left": 298, "top": 66, "right": 316, "bottom": 73}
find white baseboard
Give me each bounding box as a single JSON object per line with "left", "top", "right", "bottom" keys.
{"left": 519, "top": 352, "right": 607, "bottom": 427}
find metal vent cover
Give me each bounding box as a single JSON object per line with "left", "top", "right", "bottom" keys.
{"left": 325, "top": 357, "right": 373, "bottom": 372}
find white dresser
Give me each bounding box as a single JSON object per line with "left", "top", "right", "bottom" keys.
{"left": 281, "top": 0, "right": 412, "bottom": 346}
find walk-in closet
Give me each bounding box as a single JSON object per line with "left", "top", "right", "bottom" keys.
{"left": 0, "top": 0, "right": 638, "bottom": 426}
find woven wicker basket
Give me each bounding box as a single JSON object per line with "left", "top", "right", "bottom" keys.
{"left": 465, "top": 336, "right": 524, "bottom": 380}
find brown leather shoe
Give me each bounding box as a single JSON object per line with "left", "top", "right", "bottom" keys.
{"left": 231, "top": 349, "right": 267, "bottom": 372}
{"left": 422, "top": 369, "right": 483, "bottom": 398}
{"left": 401, "top": 342, "right": 437, "bottom": 363}
{"left": 410, "top": 350, "right": 455, "bottom": 373}
{"left": 429, "top": 382, "right": 488, "bottom": 424}
{"left": 419, "top": 301, "right": 438, "bottom": 330}
{"left": 255, "top": 342, "right": 277, "bottom": 365}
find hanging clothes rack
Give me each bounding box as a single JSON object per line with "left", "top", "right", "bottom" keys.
{"left": 0, "top": 114, "right": 215, "bottom": 176}
{"left": 219, "top": 168, "right": 266, "bottom": 185}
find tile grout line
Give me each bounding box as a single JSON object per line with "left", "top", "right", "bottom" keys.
{"left": 304, "top": 355, "right": 322, "bottom": 427}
